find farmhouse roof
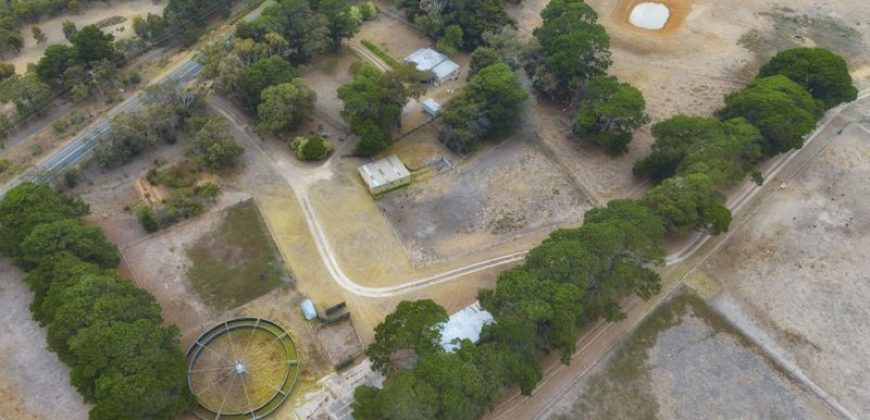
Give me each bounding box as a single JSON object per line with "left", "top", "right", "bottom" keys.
{"left": 357, "top": 155, "right": 411, "bottom": 189}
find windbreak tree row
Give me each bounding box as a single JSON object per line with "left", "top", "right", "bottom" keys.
{"left": 0, "top": 182, "right": 194, "bottom": 420}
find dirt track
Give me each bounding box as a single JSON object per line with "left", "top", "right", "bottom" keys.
{"left": 705, "top": 122, "right": 870, "bottom": 417}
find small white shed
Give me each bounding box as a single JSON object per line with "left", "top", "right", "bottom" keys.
{"left": 301, "top": 299, "right": 317, "bottom": 320}
{"left": 421, "top": 98, "right": 441, "bottom": 117}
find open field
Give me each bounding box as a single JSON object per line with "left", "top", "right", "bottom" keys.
{"left": 541, "top": 291, "right": 835, "bottom": 419}
{"left": 0, "top": 260, "right": 89, "bottom": 420}
{"left": 186, "top": 199, "right": 291, "bottom": 311}
{"left": 704, "top": 122, "right": 870, "bottom": 417}
{"left": 8, "top": 0, "right": 165, "bottom": 72}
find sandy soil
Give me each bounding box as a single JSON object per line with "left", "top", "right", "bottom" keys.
{"left": 541, "top": 292, "right": 835, "bottom": 419}
{"left": 0, "top": 260, "right": 89, "bottom": 420}
{"left": 6, "top": 0, "right": 165, "bottom": 72}
{"left": 704, "top": 123, "right": 870, "bottom": 417}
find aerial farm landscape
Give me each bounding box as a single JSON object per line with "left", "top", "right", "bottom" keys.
{"left": 0, "top": 0, "right": 868, "bottom": 419}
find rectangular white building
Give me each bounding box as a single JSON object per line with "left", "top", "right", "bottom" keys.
{"left": 404, "top": 48, "right": 460, "bottom": 82}
{"left": 357, "top": 154, "right": 411, "bottom": 195}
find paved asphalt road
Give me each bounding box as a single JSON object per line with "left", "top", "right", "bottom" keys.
{"left": 0, "top": 0, "right": 273, "bottom": 197}
{"left": 0, "top": 60, "right": 202, "bottom": 197}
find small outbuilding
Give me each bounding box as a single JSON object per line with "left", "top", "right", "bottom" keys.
{"left": 404, "top": 48, "right": 460, "bottom": 83}
{"left": 421, "top": 98, "right": 442, "bottom": 117}
{"left": 357, "top": 154, "right": 411, "bottom": 195}
{"left": 301, "top": 299, "right": 318, "bottom": 320}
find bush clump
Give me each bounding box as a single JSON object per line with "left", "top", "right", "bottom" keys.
{"left": 290, "top": 135, "right": 333, "bottom": 161}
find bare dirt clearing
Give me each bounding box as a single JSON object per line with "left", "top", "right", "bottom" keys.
{"left": 8, "top": 0, "right": 165, "bottom": 72}
{"left": 0, "top": 260, "right": 89, "bottom": 420}
{"left": 705, "top": 122, "right": 870, "bottom": 417}
{"left": 541, "top": 291, "right": 835, "bottom": 419}
{"left": 380, "top": 130, "right": 590, "bottom": 263}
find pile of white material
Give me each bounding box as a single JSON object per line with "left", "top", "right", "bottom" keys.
{"left": 629, "top": 2, "right": 670, "bottom": 30}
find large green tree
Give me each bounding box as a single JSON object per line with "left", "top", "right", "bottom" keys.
{"left": 68, "top": 320, "right": 193, "bottom": 417}
{"left": 187, "top": 117, "right": 245, "bottom": 171}
{"left": 338, "top": 62, "right": 410, "bottom": 156}
{"left": 532, "top": 0, "right": 611, "bottom": 98}
{"left": 439, "top": 62, "right": 527, "bottom": 154}
{"left": 19, "top": 219, "right": 119, "bottom": 270}
{"left": 47, "top": 273, "right": 163, "bottom": 364}
{"left": 257, "top": 78, "right": 317, "bottom": 133}
{"left": 394, "top": 0, "right": 512, "bottom": 51}
{"left": 634, "top": 116, "right": 762, "bottom": 185}
{"left": 0, "top": 73, "right": 53, "bottom": 117}
{"left": 758, "top": 47, "right": 857, "bottom": 109}
{"left": 642, "top": 173, "right": 731, "bottom": 234}
{"left": 718, "top": 75, "right": 822, "bottom": 156}
{"left": 366, "top": 299, "right": 448, "bottom": 375}
{"left": 24, "top": 253, "right": 102, "bottom": 324}
{"left": 0, "top": 182, "right": 89, "bottom": 258}
{"left": 240, "top": 55, "right": 298, "bottom": 110}
{"left": 72, "top": 25, "right": 120, "bottom": 65}
{"left": 35, "top": 44, "right": 78, "bottom": 88}
{"left": 573, "top": 75, "right": 649, "bottom": 153}
{"left": 164, "top": 0, "right": 234, "bottom": 45}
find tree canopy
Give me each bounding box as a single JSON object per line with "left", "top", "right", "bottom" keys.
{"left": 366, "top": 299, "right": 448, "bottom": 375}
{"left": 257, "top": 78, "right": 317, "bottom": 133}
{"left": 573, "top": 75, "right": 649, "bottom": 153}
{"left": 633, "top": 116, "right": 762, "bottom": 186}
{"left": 187, "top": 117, "right": 245, "bottom": 170}
{"left": 642, "top": 173, "right": 731, "bottom": 234}
{"left": 240, "top": 56, "right": 298, "bottom": 110}
{"left": 394, "top": 0, "right": 513, "bottom": 51}
{"left": 69, "top": 320, "right": 192, "bottom": 419}
{"left": 532, "top": 0, "right": 611, "bottom": 98}
{"left": 72, "top": 25, "right": 121, "bottom": 65}
{"left": 19, "top": 219, "right": 119, "bottom": 270}
{"left": 47, "top": 273, "right": 163, "bottom": 364}
{"left": 439, "top": 62, "right": 527, "bottom": 154}
{"left": 2, "top": 182, "right": 194, "bottom": 420}
{"left": 758, "top": 47, "right": 857, "bottom": 109}
{"left": 0, "top": 182, "right": 88, "bottom": 258}
{"left": 338, "top": 62, "right": 410, "bottom": 156}
{"left": 718, "top": 75, "right": 822, "bottom": 156}
{"left": 236, "top": 0, "right": 357, "bottom": 63}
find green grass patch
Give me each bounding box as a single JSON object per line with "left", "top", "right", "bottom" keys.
{"left": 361, "top": 39, "right": 402, "bottom": 69}
{"left": 186, "top": 199, "right": 290, "bottom": 311}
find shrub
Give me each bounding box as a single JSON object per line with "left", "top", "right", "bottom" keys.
{"left": 290, "top": 135, "right": 332, "bottom": 161}
{"left": 360, "top": 1, "right": 378, "bottom": 21}
{"left": 135, "top": 205, "right": 159, "bottom": 233}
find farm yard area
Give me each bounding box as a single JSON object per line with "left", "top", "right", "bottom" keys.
{"left": 2, "top": 0, "right": 870, "bottom": 417}
{"left": 380, "top": 124, "right": 591, "bottom": 263}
